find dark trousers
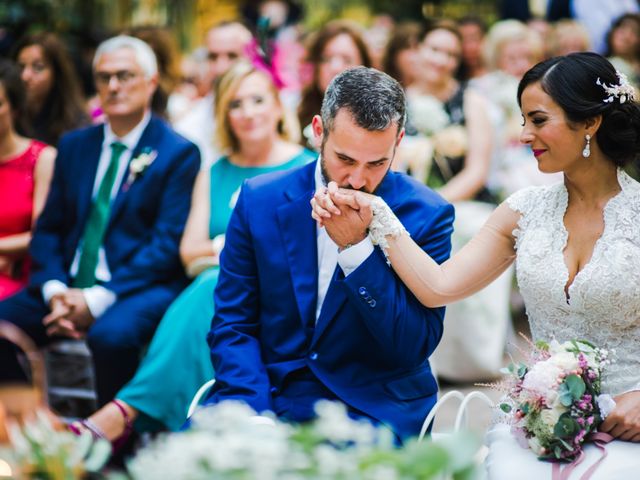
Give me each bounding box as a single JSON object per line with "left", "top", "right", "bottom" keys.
{"left": 0, "top": 285, "right": 177, "bottom": 406}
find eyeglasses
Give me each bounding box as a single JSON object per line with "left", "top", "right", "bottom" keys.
{"left": 94, "top": 70, "right": 139, "bottom": 86}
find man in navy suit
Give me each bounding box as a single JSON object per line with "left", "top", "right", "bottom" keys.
{"left": 0, "top": 36, "right": 200, "bottom": 406}
{"left": 204, "top": 67, "right": 454, "bottom": 440}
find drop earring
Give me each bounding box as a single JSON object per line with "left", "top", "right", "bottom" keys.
{"left": 582, "top": 134, "right": 591, "bottom": 158}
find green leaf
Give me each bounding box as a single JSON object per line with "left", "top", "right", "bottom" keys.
{"left": 500, "top": 403, "right": 512, "bottom": 413}
{"left": 535, "top": 340, "right": 550, "bottom": 351}
{"left": 559, "top": 374, "right": 585, "bottom": 406}
{"left": 554, "top": 414, "right": 579, "bottom": 438}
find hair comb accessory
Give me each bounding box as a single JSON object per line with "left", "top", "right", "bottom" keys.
{"left": 596, "top": 71, "right": 636, "bottom": 104}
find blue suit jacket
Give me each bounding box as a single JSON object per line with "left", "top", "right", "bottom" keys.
{"left": 28, "top": 116, "right": 200, "bottom": 297}
{"left": 206, "top": 160, "right": 454, "bottom": 439}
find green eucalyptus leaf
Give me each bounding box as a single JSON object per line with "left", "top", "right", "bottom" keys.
{"left": 499, "top": 403, "right": 512, "bottom": 413}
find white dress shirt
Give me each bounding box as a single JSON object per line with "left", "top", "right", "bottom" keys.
{"left": 313, "top": 158, "right": 374, "bottom": 321}
{"left": 173, "top": 94, "right": 219, "bottom": 169}
{"left": 42, "top": 112, "right": 151, "bottom": 318}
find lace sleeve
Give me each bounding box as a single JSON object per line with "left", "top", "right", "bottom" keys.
{"left": 372, "top": 198, "right": 519, "bottom": 307}
{"left": 505, "top": 186, "right": 538, "bottom": 250}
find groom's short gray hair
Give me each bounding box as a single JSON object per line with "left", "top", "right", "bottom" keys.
{"left": 320, "top": 66, "right": 406, "bottom": 135}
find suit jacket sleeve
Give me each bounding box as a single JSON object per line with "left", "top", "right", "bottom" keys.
{"left": 28, "top": 136, "right": 74, "bottom": 288}
{"left": 205, "top": 183, "right": 272, "bottom": 413}
{"left": 104, "top": 142, "right": 200, "bottom": 296}
{"left": 340, "top": 201, "right": 454, "bottom": 367}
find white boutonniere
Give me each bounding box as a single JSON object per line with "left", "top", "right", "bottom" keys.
{"left": 124, "top": 148, "right": 157, "bottom": 190}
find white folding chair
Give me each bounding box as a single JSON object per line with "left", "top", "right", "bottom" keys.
{"left": 187, "top": 379, "right": 216, "bottom": 418}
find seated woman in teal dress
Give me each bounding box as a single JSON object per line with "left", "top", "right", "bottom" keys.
{"left": 74, "top": 61, "right": 315, "bottom": 443}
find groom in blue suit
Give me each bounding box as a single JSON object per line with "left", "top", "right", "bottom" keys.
{"left": 0, "top": 36, "right": 200, "bottom": 405}
{"left": 205, "top": 67, "right": 454, "bottom": 440}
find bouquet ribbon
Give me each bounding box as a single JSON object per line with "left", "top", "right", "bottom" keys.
{"left": 551, "top": 432, "right": 614, "bottom": 480}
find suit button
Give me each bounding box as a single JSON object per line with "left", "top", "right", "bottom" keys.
{"left": 309, "top": 351, "right": 318, "bottom": 360}
{"left": 368, "top": 299, "right": 377, "bottom": 308}
{"left": 358, "top": 287, "right": 368, "bottom": 296}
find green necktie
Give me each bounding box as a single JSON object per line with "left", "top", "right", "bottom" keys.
{"left": 73, "top": 141, "right": 127, "bottom": 288}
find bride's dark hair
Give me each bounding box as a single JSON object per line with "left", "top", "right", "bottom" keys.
{"left": 517, "top": 52, "right": 640, "bottom": 167}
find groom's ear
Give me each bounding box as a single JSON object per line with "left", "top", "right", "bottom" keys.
{"left": 311, "top": 115, "right": 324, "bottom": 149}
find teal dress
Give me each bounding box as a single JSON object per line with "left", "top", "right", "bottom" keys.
{"left": 118, "top": 149, "right": 315, "bottom": 431}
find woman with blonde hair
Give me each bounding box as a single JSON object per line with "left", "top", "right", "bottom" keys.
{"left": 70, "top": 61, "right": 314, "bottom": 448}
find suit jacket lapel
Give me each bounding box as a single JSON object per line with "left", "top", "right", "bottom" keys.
{"left": 277, "top": 162, "right": 319, "bottom": 329}
{"left": 77, "top": 127, "right": 105, "bottom": 228}
{"left": 107, "top": 117, "right": 157, "bottom": 230}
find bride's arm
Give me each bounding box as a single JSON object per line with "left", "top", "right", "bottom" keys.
{"left": 383, "top": 202, "right": 518, "bottom": 306}
{"left": 313, "top": 187, "right": 520, "bottom": 307}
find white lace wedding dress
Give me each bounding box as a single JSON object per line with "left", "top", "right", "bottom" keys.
{"left": 485, "top": 169, "right": 640, "bottom": 479}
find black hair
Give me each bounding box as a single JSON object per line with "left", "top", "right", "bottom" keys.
{"left": 518, "top": 52, "right": 640, "bottom": 167}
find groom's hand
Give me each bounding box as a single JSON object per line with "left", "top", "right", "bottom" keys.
{"left": 600, "top": 391, "right": 640, "bottom": 442}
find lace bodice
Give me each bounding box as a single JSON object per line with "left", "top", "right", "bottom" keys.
{"left": 507, "top": 170, "right": 640, "bottom": 395}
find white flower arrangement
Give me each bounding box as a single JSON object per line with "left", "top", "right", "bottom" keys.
{"left": 124, "top": 148, "right": 157, "bottom": 189}
{"left": 127, "top": 400, "right": 481, "bottom": 480}
{"left": 0, "top": 410, "right": 110, "bottom": 479}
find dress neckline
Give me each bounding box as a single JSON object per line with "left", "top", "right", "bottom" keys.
{"left": 558, "top": 169, "right": 629, "bottom": 304}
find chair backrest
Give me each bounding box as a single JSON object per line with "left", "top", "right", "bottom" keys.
{"left": 0, "top": 320, "right": 48, "bottom": 443}
{"left": 418, "top": 389, "right": 495, "bottom": 443}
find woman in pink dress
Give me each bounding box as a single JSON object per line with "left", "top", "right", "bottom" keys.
{"left": 0, "top": 60, "right": 55, "bottom": 300}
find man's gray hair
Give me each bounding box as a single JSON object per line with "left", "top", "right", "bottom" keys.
{"left": 320, "top": 66, "right": 406, "bottom": 134}
{"left": 93, "top": 35, "right": 158, "bottom": 78}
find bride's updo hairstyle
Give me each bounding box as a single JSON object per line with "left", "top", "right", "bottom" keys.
{"left": 517, "top": 52, "right": 640, "bottom": 167}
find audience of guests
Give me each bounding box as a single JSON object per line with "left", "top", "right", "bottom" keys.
{"left": 0, "top": 60, "right": 56, "bottom": 300}
{"left": 0, "top": 36, "right": 200, "bottom": 428}
{"left": 173, "top": 21, "right": 253, "bottom": 168}
{"left": 297, "top": 20, "right": 371, "bottom": 146}
{"left": 76, "top": 60, "right": 314, "bottom": 443}
{"left": 12, "top": 32, "right": 89, "bottom": 146}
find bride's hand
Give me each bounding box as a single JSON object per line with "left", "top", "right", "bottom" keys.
{"left": 600, "top": 391, "right": 640, "bottom": 442}
{"left": 311, "top": 182, "right": 374, "bottom": 226}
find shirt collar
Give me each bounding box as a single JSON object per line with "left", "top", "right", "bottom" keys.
{"left": 103, "top": 110, "right": 151, "bottom": 151}
{"left": 313, "top": 155, "right": 326, "bottom": 191}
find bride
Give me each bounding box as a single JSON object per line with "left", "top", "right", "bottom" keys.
{"left": 312, "top": 52, "right": 640, "bottom": 478}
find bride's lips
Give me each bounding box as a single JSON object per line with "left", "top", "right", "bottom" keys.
{"left": 532, "top": 149, "right": 546, "bottom": 158}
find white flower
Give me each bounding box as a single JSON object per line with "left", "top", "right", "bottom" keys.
{"left": 408, "top": 95, "right": 449, "bottom": 135}
{"left": 540, "top": 407, "right": 562, "bottom": 428}
{"left": 522, "top": 361, "right": 563, "bottom": 398}
{"left": 528, "top": 436, "right": 545, "bottom": 455}
{"left": 547, "top": 351, "right": 580, "bottom": 373}
{"left": 125, "top": 149, "right": 157, "bottom": 187}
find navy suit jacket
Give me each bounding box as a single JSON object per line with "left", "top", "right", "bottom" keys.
{"left": 206, "top": 160, "right": 454, "bottom": 439}
{"left": 28, "top": 115, "right": 200, "bottom": 298}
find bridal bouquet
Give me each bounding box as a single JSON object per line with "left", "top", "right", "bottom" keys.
{"left": 499, "top": 339, "right": 614, "bottom": 462}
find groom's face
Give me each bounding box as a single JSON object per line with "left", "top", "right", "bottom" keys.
{"left": 313, "top": 109, "right": 403, "bottom": 193}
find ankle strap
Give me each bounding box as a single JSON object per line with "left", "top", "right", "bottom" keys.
{"left": 113, "top": 399, "right": 133, "bottom": 432}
